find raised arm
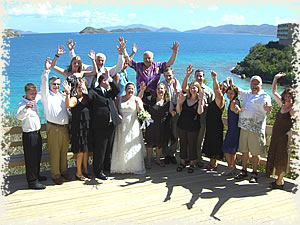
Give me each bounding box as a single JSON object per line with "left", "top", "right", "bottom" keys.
{"left": 135, "top": 96, "right": 144, "bottom": 113}
{"left": 51, "top": 45, "right": 68, "bottom": 78}
{"left": 130, "top": 43, "right": 137, "bottom": 59}
{"left": 62, "top": 80, "right": 77, "bottom": 108}
{"left": 83, "top": 50, "right": 97, "bottom": 77}
{"left": 166, "top": 41, "right": 179, "bottom": 67}
{"left": 272, "top": 72, "right": 285, "bottom": 107}
{"left": 176, "top": 93, "right": 185, "bottom": 114}
{"left": 138, "top": 81, "right": 146, "bottom": 99}
{"left": 211, "top": 71, "right": 225, "bottom": 109}
{"left": 182, "top": 64, "right": 194, "bottom": 93}
{"left": 107, "top": 37, "right": 126, "bottom": 77}
{"left": 227, "top": 77, "right": 244, "bottom": 95}
{"left": 41, "top": 57, "right": 51, "bottom": 101}
{"left": 197, "top": 88, "right": 205, "bottom": 115}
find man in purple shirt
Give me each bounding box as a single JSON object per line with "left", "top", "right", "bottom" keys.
{"left": 128, "top": 41, "right": 179, "bottom": 94}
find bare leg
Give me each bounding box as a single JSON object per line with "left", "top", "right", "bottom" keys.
{"left": 210, "top": 158, "right": 217, "bottom": 168}
{"left": 231, "top": 154, "right": 236, "bottom": 167}
{"left": 155, "top": 147, "right": 162, "bottom": 163}
{"left": 76, "top": 152, "right": 84, "bottom": 177}
{"left": 252, "top": 155, "right": 260, "bottom": 173}
{"left": 276, "top": 172, "right": 285, "bottom": 185}
{"left": 146, "top": 147, "right": 153, "bottom": 165}
{"left": 224, "top": 153, "right": 232, "bottom": 168}
{"left": 242, "top": 152, "right": 250, "bottom": 170}
{"left": 82, "top": 152, "right": 89, "bottom": 173}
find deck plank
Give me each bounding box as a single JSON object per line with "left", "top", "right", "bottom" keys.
{"left": 1, "top": 161, "right": 299, "bottom": 224}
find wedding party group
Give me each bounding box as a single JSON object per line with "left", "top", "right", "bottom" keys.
{"left": 16, "top": 37, "right": 296, "bottom": 191}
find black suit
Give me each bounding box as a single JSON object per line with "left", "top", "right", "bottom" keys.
{"left": 84, "top": 80, "right": 121, "bottom": 175}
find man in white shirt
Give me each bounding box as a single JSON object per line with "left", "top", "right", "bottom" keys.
{"left": 161, "top": 67, "right": 181, "bottom": 164}
{"left": 181, "top": 65, "right": 215, "bottom": 167}
{"left": 40, "top": 57, "right": 71, "bottom": 185}
{"left": 234, "top": 75, "right": 272, "bottom": 183}
{"left": 66, "top": 38, "right": 124, "bottom": 88}
{"left": 16, "top": 83, "right": 47, "bottom": 189}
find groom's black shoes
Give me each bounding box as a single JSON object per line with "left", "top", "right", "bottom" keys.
{"left": 95, "top": 172, "right": 108, "bottom": 180}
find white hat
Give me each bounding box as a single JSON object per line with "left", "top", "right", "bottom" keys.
{"left": 250, "top": 75, "right": 262, "bottom": 84}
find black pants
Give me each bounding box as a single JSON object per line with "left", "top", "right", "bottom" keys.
{"left": 92, "top": 124, "right": 115, "bottom": 175}
{"left": 22, "top": 131, "right": 42, "bottom": 184}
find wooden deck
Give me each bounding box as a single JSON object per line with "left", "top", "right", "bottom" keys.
{"left": 1, "top": 158, "right": 299, "bottom": 224}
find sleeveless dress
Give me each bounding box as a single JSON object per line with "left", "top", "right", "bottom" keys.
{"left": 144, "top": 96, "right": 170, "bottom": 147}
{"left": 266, "top": 110, "right": 293, "bottom": 177}
{"left": 70, "top": 100, "right": 90, "bottom": 153}
{"left": 110, "top": 99, "right": 146, "bottom": 174}
{"left": 202, "top": 100, "right": 224, "bottom": 160}
{"left": 222, "top": 101, "right": 241, "bottom": 154}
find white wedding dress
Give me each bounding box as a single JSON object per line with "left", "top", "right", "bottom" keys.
{"left": 111, "top": 99, "right": 146, "bottom": 174}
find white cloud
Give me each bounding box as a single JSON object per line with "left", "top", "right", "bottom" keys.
{"left": 8, "top": 2, "right": 71, "bottom": 17}
{"left": 207, "top": 5, "right": 218, "bottom": 11}
{"left": 275, "top": 16, "right": 296, "bottom": 25}
{"left": 221, "top": 14, "right": 246, "bottom": 25}
{"left": 128, "top": 13, "right": 136, "bottom": 19}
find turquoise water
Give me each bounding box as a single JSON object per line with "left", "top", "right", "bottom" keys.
{"left": 4, "top": 32, "right": 283, "bottom": 117}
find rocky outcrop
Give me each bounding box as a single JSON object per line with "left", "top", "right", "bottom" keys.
{"left": 3, "top": 29, "right": 20, "bottom": 38}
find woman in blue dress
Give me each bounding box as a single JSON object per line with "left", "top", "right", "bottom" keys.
{"left": 222, "top": 84, "right": 243, "bottom": 175}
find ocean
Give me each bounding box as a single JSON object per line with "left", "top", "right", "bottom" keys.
{"left": 4, "top": 32, "right": 282, "bottom": 120}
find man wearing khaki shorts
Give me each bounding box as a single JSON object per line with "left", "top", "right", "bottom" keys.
{"left": 232, "top": 75, "right": 272, "bottom": 183}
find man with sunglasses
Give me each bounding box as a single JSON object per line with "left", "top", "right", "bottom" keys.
{"left": 40, "top": 57, "right": 71, "bottom": 185}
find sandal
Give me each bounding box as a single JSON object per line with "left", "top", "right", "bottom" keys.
{"left": 270, "top": 181, "right": 284, "bottom": 190}
{"left": 82, "top": 172, "right": 92, "bottom": 179}
{"left": 155, "top": 160, "right": 165, "bottom": 167}
{"left": 249, "top": 171, "right": 258, "bottom": 183}
{"left": 146, "top": 162, "right": 152, "bottom": 169}
{"left": 75, "top": 175, "right": 86, "bottom": 181}
{"left": 188, "top": 165, "right": 195, "bottom": 173}
{"left": 206, "top": 164, "right": 217, "bottom": 171}
{"left": 176, "top": 164, "right": 186, "bottom": 172}
{"left": 235, "top": 169, "right": 248, "bottom": 180}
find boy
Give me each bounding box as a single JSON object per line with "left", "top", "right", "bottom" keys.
{"left": 16, "top": 83, "right": 47, "bottom": 189}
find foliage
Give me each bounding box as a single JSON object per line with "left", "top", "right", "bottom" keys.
{"left": 231, "top": 41, "right": 296, "bottom": 86}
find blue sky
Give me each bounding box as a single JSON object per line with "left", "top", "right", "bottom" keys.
{"left": 3, "top": 0, "right": 299, "bottom": 33}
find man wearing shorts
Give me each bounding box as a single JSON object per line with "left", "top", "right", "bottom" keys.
{"left": 234, "top": 75, "right": 272, "bottom": 183}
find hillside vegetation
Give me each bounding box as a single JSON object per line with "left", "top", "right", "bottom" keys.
{"left": 231, "top": 41, "right": 296, "bottom": 86}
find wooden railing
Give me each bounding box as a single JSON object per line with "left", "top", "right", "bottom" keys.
{"left": 2, "top": 118, "right": 297, "bottom": 170}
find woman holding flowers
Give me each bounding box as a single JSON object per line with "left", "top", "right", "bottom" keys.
{"left": 110, "top": 82, "right": 146, "bottom": 174}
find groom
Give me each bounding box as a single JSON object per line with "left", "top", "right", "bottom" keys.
{"left": 83, "top": 69, "right": 121, "bottom": 180}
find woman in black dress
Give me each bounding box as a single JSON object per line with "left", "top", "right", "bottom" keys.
{"left": 176, "top": 79, "right": 205, "bottom": 173}
{"left": 202, "top": 71, "right": 228, "bottom": 171}
{"left": 140, "top": 82, "right": 173, "bottom": 169}
{"left": 63, "top": 79, "right": 91, "bottom": 181}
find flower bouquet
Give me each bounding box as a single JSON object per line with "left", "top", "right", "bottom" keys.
{"left": 138, "top": 110, "right": 153, "bottom": 130}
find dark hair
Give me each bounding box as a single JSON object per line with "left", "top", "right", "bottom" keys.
{"left": 125, "top": 82, "right": 135, "bottom": 90}
{"left": 164, "top": 67, "right": 174, "bottom": 74}
{"left": 226, "top": 84, "right": 239, "bottom": 100}
{"left": 281, "top": 88, "right": 296, "bottom": 104}
{"left": 24, "top": 83, "right": 37, "bottom": 92}
{"left": 67, "top": 56, "right": 82, "bottom": 73}
{"left": 195, "top": 69, "right": 204, "bottom": 76}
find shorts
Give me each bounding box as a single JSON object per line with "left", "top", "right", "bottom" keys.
{"left": 238, "top": 128, "right": 266, "bottom": 156}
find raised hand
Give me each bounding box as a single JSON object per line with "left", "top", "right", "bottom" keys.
{"left": 173, "top": 77, "right": 178, "bottom": 91}
{"left": 66, "top": 39, "right": 76, "bottom": 51}
{"left": 80, "top": 79, "right": 88, "bottom": 94}
{"left": 265, "top": 102, "right": 273, "bottom": 113}
{"left": 211, "top": 70, "right": 217, "bottom": 79}
{"left": 140, "top": 81, "right": 147, "bottom": 92}
{"left": 186, "top": 64, "right": 194, "bottom": 77}
{"left": 274, "top": 72, "right": 286, "bottom": 79}
{"left": 170, "top": 41, "right": 179, "bottom": 53}
{"left": 88, "top": 50, "right": 95, "bottom": 60}
{"left": 45, "top": 57, "right": 52, "bottom": 70}
{"left": 62, "top": 80, "right": 71, "bottom": 94}
{"left": 103, "top": 68, "right": 109, "bottom": 80}
{"left": 56, "top": 45, "right": 65, "bottom": 56}
{"left": 132, "top": 43, "right": 138, "bottom": 54}
{"left": 177, "top": 93, "right": 185, "bottom": 105}
{"left": 226, "top": 77, "right": 233, "bottom": 86}
{"left": 117, "top": 37, "right": 127, "bottom": 54}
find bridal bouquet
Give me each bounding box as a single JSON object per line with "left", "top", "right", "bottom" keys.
{"left": 138, "top": 110, "right": 153, "bottom": 130}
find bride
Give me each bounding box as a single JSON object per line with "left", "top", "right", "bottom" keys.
{"left": 111, "top": 82, "right": 146, "bottom": 174}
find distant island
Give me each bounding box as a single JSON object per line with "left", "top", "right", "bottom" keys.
{"left": 80, "top": 24, "right": 276, "bottom": 35}
{"left": 3, "top": 29, "right": 20, "bottom": 38}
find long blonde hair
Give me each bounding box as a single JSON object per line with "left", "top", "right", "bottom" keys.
{"left": 186, "top": 81, "right": 201, "bottom": 99}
